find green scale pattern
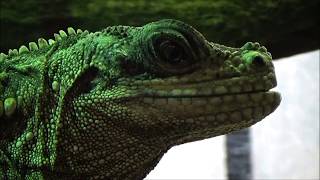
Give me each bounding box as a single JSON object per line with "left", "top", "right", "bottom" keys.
{"left": 0, "top": 19, "right": 281, "bottom": 179}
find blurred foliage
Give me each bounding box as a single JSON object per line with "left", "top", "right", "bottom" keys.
{"left": 0, "top": 0, "right": 68, "bottom": 23}
{"left": 0, "top": 0, "right": 319, "bottom": 58}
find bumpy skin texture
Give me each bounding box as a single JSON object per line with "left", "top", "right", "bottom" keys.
{"left": 0, "top": 19, "right": 281, "bottom": 179}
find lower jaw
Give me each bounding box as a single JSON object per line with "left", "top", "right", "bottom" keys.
{"left": 188, "top": 91, "right": 280, "bottom": 118}
{"left": 182, "top": 100, "right": 278, "bottom": 127}
{"left": 167, "top": 120, "right": 256, "bottom": 146}
{"left": 164, "top": 95, "right": 280, "bottom": 146}
{"left": 141, "top": 91, "right": 281, "bottom": 147}
{"left": 163, "top": 114, "right": 261, "bottom": 147}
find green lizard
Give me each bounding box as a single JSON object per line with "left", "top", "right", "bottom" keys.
{"left": 0, "top": 19, "right": 281, "bottom": 179}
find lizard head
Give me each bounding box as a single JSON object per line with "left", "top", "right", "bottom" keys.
{"left": 53, "top": 19, "right": 281, "bottom": 178}
{"left": 90, "top": 19, "right": 281, "bottom": 144}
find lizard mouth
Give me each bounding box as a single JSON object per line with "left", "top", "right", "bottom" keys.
{"left": 136, "top": 71, "right": 281, "bottom": 125}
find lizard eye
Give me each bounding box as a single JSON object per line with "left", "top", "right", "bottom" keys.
{"left": 153, "top": 37, "right": 193, "bottom": 68}
{"left": 158, "top": 40, "right": 185, "bottom": 64}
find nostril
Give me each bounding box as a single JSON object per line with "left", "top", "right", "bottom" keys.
{"left": 252, "top": 56, "right": 265, "bottom": 67}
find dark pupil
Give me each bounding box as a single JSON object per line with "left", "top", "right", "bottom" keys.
{"left": 160, "top": 41, "right": 184, "bottom": 63}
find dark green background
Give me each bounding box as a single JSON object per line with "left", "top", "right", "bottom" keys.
{"left": 0, "top": 0, "right": 319, "bottom": 59}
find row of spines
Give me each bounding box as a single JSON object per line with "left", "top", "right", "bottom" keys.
{"left": 0, "top": 27, "right": 89, "bottom": 61}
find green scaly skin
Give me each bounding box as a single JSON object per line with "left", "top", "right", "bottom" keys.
{"left": 0, "top": 19, "right": 281, "bottom": 179}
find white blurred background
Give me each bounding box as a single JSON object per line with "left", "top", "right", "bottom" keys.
{"left": 146, "top": 50, "right": 320, "bottom": 180}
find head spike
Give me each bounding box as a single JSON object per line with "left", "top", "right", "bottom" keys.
{"left": 48, "top": 39, "right": 55, "bottom": 45}
{"left": 253, "top": 42, "right": 260, "bottom": 49}
{"left": 29, "top": 42, "right": 38, "bottom": 51}
{"left": 38, "top": 38, "right": 48, "bottom": 49}
{"left": 8, "top": 49, "right": 13, "bottom": 56}
{"left": 54, "top": 33, "right": 62, "bottom": 41}
{"left": 18, "top": 45, "right": 29, "bottom": 54}
{"left": 13, "top": 49, "right": 18, "bottom": 55}
{"left": 0, "top": 53, "right": 7, "bottom": 61}
{"left": 8, "top": 49, "right": 18, "bottom": 56}
{"left": 67, "top": 27, "right": 76, "bottom": 35}
{"left": 59, "top": 30, "right": 68, "bottom": 38}
{"left": 76, "top": 29, "right": 83, "bottom": 34}
{"left": 83, "top": 30, "right": 89, "bottom": 35}
{"left": 241, "top": 42, "right": 254, "bottom": 50}
{"left": 258, "top": 46, "right": 267, "bottom": 53}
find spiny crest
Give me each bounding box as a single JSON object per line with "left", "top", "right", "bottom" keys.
{"left": 0, "top": 27, "right": 88, "bottom": 59}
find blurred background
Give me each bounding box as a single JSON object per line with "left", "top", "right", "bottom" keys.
{"left": 1, "top": 0, "right": 319, "bottom": 179}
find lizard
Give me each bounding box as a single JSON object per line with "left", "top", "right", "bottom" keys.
{"left": 0, "top": 19, "right": 281, "bottom": 179}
